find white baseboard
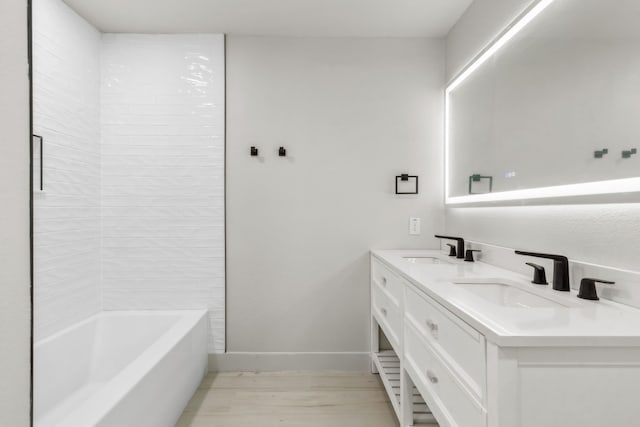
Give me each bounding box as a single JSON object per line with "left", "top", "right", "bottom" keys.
{"left": 208, "top": 352, "right": 371, "bottom": 372}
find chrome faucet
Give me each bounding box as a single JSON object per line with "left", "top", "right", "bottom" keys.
{"left": 515, "top": 250, "right": 570, "bottom": 291}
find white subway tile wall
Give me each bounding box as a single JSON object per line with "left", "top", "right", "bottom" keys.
{"left": 33, "top": 0, "right": 102, "bottom": 340}
{"left": 33, "top": 0, "right": 226, "bottom": 351}
{"left": 100, "top": 34, "right": 226, "bottom": 352}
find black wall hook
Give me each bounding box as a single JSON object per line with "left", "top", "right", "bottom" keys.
{"left": 250, "top": 146, "right": 259, "bottom": 156}
{"left": 279, "top": 147, "right": 287, "bottom": 157}
{"left": 622, "top": 148, "right": 637, "bottom": 158}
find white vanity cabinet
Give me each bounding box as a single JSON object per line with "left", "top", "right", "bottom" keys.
{"left": 370, "top": 253, "right": 640, "bottom": 427}
{"left": 404, "top": 284, "right": 487, "bottom": 427}
{"left": 371, "top": 260, "right": 404, "bottom": 349}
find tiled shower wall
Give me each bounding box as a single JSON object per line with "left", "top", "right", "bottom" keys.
{"left": 33, "top": 0, "right": 102, "bottom": 340}
{"left": 33, "top": 0, "right": 226, "bottom": 352}
{"left": 100, "top": 34, "right": 226, "bottom": 352}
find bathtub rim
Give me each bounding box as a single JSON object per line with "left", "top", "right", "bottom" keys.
{"left": 34, "top": 309, "right": 207, "bottom": 427}
{"left": 34, "top": 309, "right": 204, "bottom": 348}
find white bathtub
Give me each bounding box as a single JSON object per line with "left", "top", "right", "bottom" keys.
{"left": 34, "top": 310, "right": 208, "bottom": 427}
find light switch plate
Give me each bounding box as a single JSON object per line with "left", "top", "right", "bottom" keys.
{"left": 409, "top": 217, "right": 421, "bottom": 235}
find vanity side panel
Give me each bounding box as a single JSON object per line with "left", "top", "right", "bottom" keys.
{"left": 370, "top": 256, "right": 379, "bottom": 373}
{"left": 486, "top": 343, "right": 519, "bottom": 427}
{"left": 516, "top": 347, "right": 640, "bottom": 427}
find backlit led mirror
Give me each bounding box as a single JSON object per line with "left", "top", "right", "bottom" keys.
{"left": 446, "top": 0, "right": 640, "bottom": 204}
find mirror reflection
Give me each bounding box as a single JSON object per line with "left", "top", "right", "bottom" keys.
{"left": 448, "top": 0, "right": 640, "bottom": 198}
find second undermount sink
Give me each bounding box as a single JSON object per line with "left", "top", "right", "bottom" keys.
{"left": 403, "top": 257, "right": 452, "bottom": 265}
{"left": 454, "top": 281, "right": 568, "bottom": 308}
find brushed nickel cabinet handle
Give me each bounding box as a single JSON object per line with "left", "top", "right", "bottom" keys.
{"left": 426, "top": 319, "right": 438, "bottom": 334}
{"left": 426, "top": 370, "right": 439, "bottom": 384}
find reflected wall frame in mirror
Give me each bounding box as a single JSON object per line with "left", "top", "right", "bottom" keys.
{"left": 445, "top": 0, "right": 640, "bottom": 206}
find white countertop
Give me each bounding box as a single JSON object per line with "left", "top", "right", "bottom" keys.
{"left": 372, "top": 249, "right": 640, "bottom": 347}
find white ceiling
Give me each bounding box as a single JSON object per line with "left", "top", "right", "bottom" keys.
{"left": 63, "top": 0, "right": 473, "bottom": 37}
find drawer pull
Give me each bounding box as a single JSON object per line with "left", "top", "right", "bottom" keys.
{"left": 426, "top": 370, "right": 439, "bottom": 384}
{"left": 381, "top": 277, "right": 387, "bottom": 287}
{"left": 426, "top": 319, "right": 439, "bottom": 335}
{"left": 381, "top": 308, "right": 388, "bottom": 316}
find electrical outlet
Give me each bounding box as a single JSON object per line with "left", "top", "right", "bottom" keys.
{"left": 409, "top": 217, "right": 421, "bottom": 235}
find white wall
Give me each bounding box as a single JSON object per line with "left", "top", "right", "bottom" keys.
{"left": 100, "top": 34, "right": 226, "bottom": 353}
{"left": 445, "top": 0, "right": 640, "bottom": 273}
{"left": 33, "top": 0, "right": 102, "bottom": 340}
{"left": 446, "top": 0, "right": 532, "bottom": 81}
{"left": 0, "top": 0, "right": 31, "bottom": 424}
{"left": 226, "top": 37, "right": 445, "bottom": 356}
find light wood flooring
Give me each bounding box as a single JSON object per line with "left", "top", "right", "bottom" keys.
{"left": 176, "top": 372, "right": 400, "bottom": 427}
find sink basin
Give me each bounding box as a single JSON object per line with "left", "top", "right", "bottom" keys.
{"left": 403, "top": 257, "right": 451, "bottom": 265}
{"left": 455, "top": 282, "right": 567, "bottom": 308}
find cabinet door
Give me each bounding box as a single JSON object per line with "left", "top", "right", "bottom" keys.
{"left": 405, "top": 322, "right": 487, "bottom": 427}
{"left": 372, "top": 283, "right": 402, "bottom": 349}
{"left": 405, "top": 284, "right": 486, "bottom": 400}
{"left": 371, "top": 258, "right": 403, "bottom": 308}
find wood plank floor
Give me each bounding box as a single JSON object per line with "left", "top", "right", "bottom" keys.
{"left": 176, "top": 372, "right": 400, "bottom": 427}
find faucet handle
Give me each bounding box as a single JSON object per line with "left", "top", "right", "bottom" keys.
{"left": 446, "top": 243, "right": 457, "bottom": 257}
{"left": 525, "top": 262, "right": 548, "bottom": 285}
{"left": 515, "top": 250, "right": 570, "bottom": 291}
{"left": 435, "top": 235, "right": 465, "bottom": 259}
{"left": 578, "top": 278, "right": 615, "bottom": 301}
{"left": 464, "top": 249, "right": 481, "bottom": 262}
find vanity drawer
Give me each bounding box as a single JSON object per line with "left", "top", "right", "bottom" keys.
{"left": 405, "top": 322, "right": 487, "bottom": 427}
{"left": 405, "top": 284, "right": 486, "bottom": 400}
{"left": 371, "top": 258, "right": 403, "bottom": 308}
{"left": 372, "top": 283, "right": 402, "bottom": 348}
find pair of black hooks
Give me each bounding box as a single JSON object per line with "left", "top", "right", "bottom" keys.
{"left": 250, "top": 146, "right": 286, "bottom": 157}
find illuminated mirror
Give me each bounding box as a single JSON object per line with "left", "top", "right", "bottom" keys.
{"left": 446, "top": 0, "right": 640, "bottom": 205}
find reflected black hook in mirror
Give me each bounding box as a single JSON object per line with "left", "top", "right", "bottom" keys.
{"left": 250, "top": 146, "right": 258, "bottom": 156}
{"left": 594, "top": 148, "right": 608, "bottom": 159}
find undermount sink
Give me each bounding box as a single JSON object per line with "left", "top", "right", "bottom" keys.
{"left": 403, "top": 257, "right": 452, "bottom": 265}
{"left": 454, "top": 281, "right": 567, "bottom": 308}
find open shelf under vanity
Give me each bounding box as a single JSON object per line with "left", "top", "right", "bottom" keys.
{"left": 372, "top": 350, "right": 438, "bottom": 426}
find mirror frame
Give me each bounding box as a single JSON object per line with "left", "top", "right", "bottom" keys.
{"left": 444, "top": 0, "right": 640, "bottom": 206}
